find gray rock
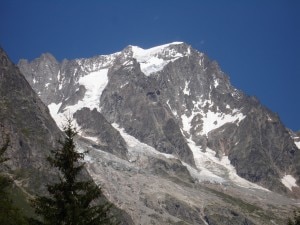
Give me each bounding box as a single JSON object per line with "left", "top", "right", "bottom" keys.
{"left": 204, "top": 206, "right": 256, "bottom": 225}
{"left": 16, "top": 42, "right": 300, "bottom": 224}
{"left": 74, "top": 107, "right": 128, "bottom": 160}
{"left": 0, "top": 48, "right": 134, "bottom": 225}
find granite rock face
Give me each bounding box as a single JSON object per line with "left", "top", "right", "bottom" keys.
{"left": 17, "top": 42, "right": 300, "bottom": 224}
{"left": 0, "top": 48, "right": 134, "bottom": 225}
{"left": 74, "top": 107, "right": 128, "bottom": 160}
{"left": 0, "top": 47, "right": 62, "bottom": 194}
{"left": 18, "top": 42, "right": 300, "bottom": 193}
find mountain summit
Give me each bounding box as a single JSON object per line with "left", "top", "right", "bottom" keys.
{"left": 18, "top": 42, "right": 300, "bottom": 224}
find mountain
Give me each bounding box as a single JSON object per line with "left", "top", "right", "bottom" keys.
{"left": 0, "top": 47, "right": 63, "bottom": 194}
{"left": 0, "top": 47, "right": 133, "bottom": 224}
{"left": 18, "top": 42, "right": 300, "bottom": 224}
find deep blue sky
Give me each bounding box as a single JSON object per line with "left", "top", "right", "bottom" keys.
{"left": 1, "top": 0, "right": 299, "bottom": 131}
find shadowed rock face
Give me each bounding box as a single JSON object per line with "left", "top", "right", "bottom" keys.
{"left": 73, "top": 107, "right": 128, "bottom": 160}
{"left": 0, "top": 48, "right": 134, "bottom": 225}
{"left": 0, "top": 47, "right": 63, "bottom": 194}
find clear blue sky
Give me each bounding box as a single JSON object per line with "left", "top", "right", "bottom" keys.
{"left": 1, "top": 0, "right": 299, "bottom": 131}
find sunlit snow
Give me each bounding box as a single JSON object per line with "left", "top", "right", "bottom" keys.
{"left": 181, "top": 108, "right": 245, "bottom": 136}
{"left": 213, "top": 79, "right": 219, "bottom": 88}
{"left": 201, "top": 109, "right": 245, "bottom": 135}
{"left": 78, "top": 69, "right": 108, "bottom": 111}
{"left": 57, "top": 70, "right": 61, "bottom": 81}
{"left": 112, "top": 123, "right": 267, "bottom": 190}
{"left": 48, "top": 69, "right": 109, "bottom": 130}
{"left": 131, "top": 42, "right": 189, "bottom": 76}
{"left": 166, "top": 100, "right": 178, "bottom": 116}
{"left": 112, "top": 123, "right": 174, "bottom": 160}
{"left": 281, "top": 175, "right": 299, "bottom": 191}
{"left": 183, "top": 81, "right": 190, "bottom": 95}
{"left": 48, "top": 102, "right": 64, "bottom": 127}
{"left": 181, "top": 114, "right": 193, "bottom": 134}
{"left": 295, "top": 141, "right": 300, "bottom": 149}
{"left": 187, "top": 139, "right": 269, "bottom": 190}
{"left": 82, "top": 135, "right": 98, "bottom": 143}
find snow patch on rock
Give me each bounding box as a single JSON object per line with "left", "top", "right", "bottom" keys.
{"left": 201, "top": 109, "right": 245, "bottom": 135}
{"left": 294, "top": 141, "right": 300, "bottom": 150}
{"left": 112, "top": 123, "right": 175, "bottom": 161}
{"left": 183, "top": 81, "right": 190, "bottom": 95}
{"left": 113, "top": 123, "right": 267, "bottom": 190}
{"left": 187, "top": 139, "right": 269, "bottom": 190}
{"left": 48, "top": 69, "right": 109, "bottom": 129}
{"left": 281, "top": 175, "right": 299, "bottom": 191}
{"left": 131, "top": 42, "right": 189, "bottom": 76}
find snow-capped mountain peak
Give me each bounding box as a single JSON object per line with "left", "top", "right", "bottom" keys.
{"left": 129, "top": 42, "right": 190, "bottom": 75}
{"left": 17, "top": 42, "right": 300, "bottom": 224}
{"left": 19, "top": 42, "right": 300, "bottom": 198}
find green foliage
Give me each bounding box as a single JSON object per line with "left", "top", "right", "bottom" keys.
{"left": 287, "top": 210, "right": 300, "bottom": 225}
{"left": 30, "top": 119, "right": 116, "bottom": 225}
{"left": 0, "top": 137, "right": 29, "bottom": 225}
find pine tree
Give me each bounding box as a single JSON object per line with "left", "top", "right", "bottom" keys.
{"left": 287, "top": 210, "right": 300, "bottom": 225}
{"left": 0, "top": 137, "right": 29, "bottom": 225}
{"left": 30, "top": 119, "right": 116, "bottom": 225}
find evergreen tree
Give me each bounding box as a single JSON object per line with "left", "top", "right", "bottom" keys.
{"left": 287, "top": 210, "right": 300, "bottom": 225}
{"left": 0, "top": 137, "right": 29, "bottom": 225}
{"left": 30, "top": 119, "right": 116, "bottom": 225}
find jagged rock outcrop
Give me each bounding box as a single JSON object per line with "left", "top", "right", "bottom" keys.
{"left": 74, "top": 107, "right": 128, "bottom": 160}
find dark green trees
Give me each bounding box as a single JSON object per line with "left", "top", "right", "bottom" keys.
{"left": 288, "top": 211, "right": 300, "bottom": 225}
{"left": 0, "top": 138, "right": 29, "bottom": 225}
{"left": 30, "top": 120, "right": 115, "bottom": 225}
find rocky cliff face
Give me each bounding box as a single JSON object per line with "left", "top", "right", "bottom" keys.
{"left": 0, "top": 48, "right": 134, "bottom": 225}
{"left": 17, "top": 42, "right": 300, "bottom": 224}
{"left": 0, "top": 48, "right": 62, "bottom": 194}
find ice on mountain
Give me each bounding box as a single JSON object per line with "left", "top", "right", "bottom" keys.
{"left": 181, "top": 113, "right": 194, "bottom": 134}
{"left": 139, "top": 57, "right": 169, "bottom": 76}
{"left": 48, "top": 68, "right": 109, "bottom": 130}
{"left": 188, "top": 139, "right": 268, "bottom": 190}
{"left": 183, "top": 81, "right": 190, "bottom": 95}
{"left": 112, "top": 123, "right": 175, "bottom": 160}
{"left": 57, "top": 70, "right": 61, "bottom": 81}
{"left": 214, "top": 79, "right": 219, "bottom": 88}
{"left": 281, "top": 175, "right": 299, "bottom": 191}
{"left": 48, "top": 102, "right": 65, "bottom": 128}
{"left": 131, "top": 42, "right": 189, "bottom": 76}
{"left": 81, "top": 135, "right": 98, "bottom": 143}
{"left": 201, "top": 110, "right": 245, "bottom": 135}
{"left": 113, "top": 123, "right": 227, "bottom": 184}
{"left": 166, "top": 100, "right": 178, "bottom": 117}
{"left": 78, "top": 68, "right": 109, "bottom": 111}
{"left": 182, "top": 97, "right": 246, "bottom": 136}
